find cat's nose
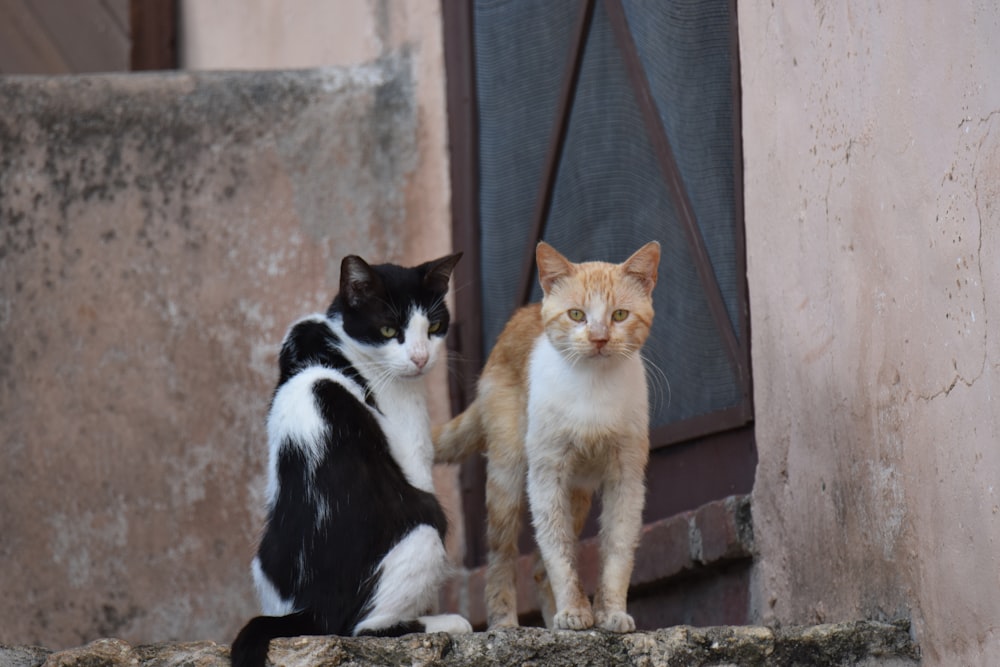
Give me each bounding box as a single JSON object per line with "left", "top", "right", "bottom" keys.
{"left": 591, "top": 337, "right": 609, "bottom": 350}
{"left": 411, "top": 352, "right": 429, "bottom": 369}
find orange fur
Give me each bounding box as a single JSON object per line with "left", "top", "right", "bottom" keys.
{"left": 435, "top": 241, "right": 660, "bottom": 631}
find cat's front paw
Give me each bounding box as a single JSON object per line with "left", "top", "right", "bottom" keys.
{"left": 420, "top": 613, "right": 473, "bottom": 634}
{"left": 487, "top": 615, "right": 519, "bottom": 630}
{"left": 553, "top": 606, "right": 595, "bottom": 630}
{"left": 595, "top": 609, "right": 635, "bottom": 633}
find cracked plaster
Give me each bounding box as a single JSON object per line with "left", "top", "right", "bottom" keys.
{"left": 741, "top": 1, "right": 1000, "bottom": 664}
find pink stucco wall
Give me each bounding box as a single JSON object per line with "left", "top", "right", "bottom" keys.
{"left": 741, "top": 2, "right": 1000, "bottom": 663}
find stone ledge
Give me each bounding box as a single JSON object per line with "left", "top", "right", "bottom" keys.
{"left": 441, "top": 494, "right": 754, "bottom": 627}
{"left": 3, "top": 620, "right": 918, "bottom": 667}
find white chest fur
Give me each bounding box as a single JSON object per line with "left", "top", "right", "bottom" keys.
{"left": 371, "top": 379, "right": 435, "bottom": 493}
{"left": 330, "top": 316, "right": 436, "bottom": 493}
{"left": 527, "top": 335, "right": 649, "bottom": 450}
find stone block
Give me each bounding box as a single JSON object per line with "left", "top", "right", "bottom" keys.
{"left": 12, "top": 620, "right": 919, "bottom": 666}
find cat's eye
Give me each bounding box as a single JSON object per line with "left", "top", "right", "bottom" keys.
{"left": 612, "top": 309, "right": 629, "bottom": 322}
{"left": 428, "top": 321, "right": 442, "bottom": 334}
{"left": 567, "top": 309, "right": 586, "bottom": 322}
{"left": 380, "top": 325, "right": 397, "bottom": 338}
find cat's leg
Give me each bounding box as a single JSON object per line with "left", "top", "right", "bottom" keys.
{"left": 592, "top": 439, "right": 648, "bottom": 633}
{"left": 527, "top": 452, "right": 594, "bottom": 630}
{"left": 484, "top": 452, "right": 525, "bottom": 628}
{"left": 353, "top": 525, "right": 472, "bottom": 635}
{"left": 251, "top": 556, "right": 296, "bottom": 616}
{"left": 534, "top": 487, "right": 592, "bottom": 628}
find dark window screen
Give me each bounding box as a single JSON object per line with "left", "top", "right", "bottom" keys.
{"left": 474, "top": 0, "right": 746, "bottom": 434}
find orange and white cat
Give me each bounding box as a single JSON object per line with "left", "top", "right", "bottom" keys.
{"left": 435, "top": 241, "right": 659, "bottom": 632}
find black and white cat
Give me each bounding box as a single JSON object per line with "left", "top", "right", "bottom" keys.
{"left": 230, "top": 252, "right": 471, "bottom": 667}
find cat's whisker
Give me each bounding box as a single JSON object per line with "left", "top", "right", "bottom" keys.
{"left": 373, "top": 295, "right": 403, "bottom": 322}
{"left": 444, "top": 351, "right": 477, "bottom": 379}
{"left": 445, "top": 349, "right": 472, "bottom": 364}
{"left": 640, "top": 353, "right": 671, "bottom": 415}
{"left": 349, "top": 359, "right": 399, "bottom": 398}
{"left": 427, "top": 292, "right": 449, "bottom": 314}
{"left": 369, "top": 367, "right": 398, "bottom": 397}
{"left": 557, "top": 343, "right": 582, "bottom": 368}
{"left": 447, "top": 278, "right": 476, "bottom": 298}
{"left": 442, "top": 364, "right": 463, "bottom": 383}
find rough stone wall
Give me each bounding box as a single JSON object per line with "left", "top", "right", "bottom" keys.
{"left": 0, "top": 64, "right": 441, "bottom": 648}
{"left": 740, "top": 2, "right": 1000, "bottom": 664}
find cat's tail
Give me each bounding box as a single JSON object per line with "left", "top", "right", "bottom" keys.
{"left": 433, "top": 398, "right": 486, "bottom": 463}
{"left": 230, "top": 612, "right": 320, "bottom": 667}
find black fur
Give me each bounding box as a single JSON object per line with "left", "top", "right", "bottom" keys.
{"left": 230, "top": 613, "right": 319, "bottom": 667}
{"left": 230, "top": 253, "right": 461, "bottom": 667}
{"left": 356, "top": 620, "right": 425, "bottom": 638}
{"left": 276, "top": 318, "right": 377, "bottom": 408}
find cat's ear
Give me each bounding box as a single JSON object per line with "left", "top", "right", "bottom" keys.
{"left": 421, "top": 252, "right": 463, "bottom": 293}
{"left": 340, "top": 255, "right": 384, "bottom": 309}
{"left": 536, "top": 241, "right": 576, "bottom": 294}
{"left": 622, "top": 241, "right": 661, "bottom": 295}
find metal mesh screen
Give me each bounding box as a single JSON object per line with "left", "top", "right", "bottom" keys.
{"left": 474, "top": 1, "right": 579, "bottom": 342}
{"left": 475, "top": 0, "right": 741, "bottom": 430}
{"left": 622, "top": 0, "right": 741, "bottom": 333}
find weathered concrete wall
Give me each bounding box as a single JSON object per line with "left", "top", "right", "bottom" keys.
{"left": 0, "top": 62, "right": 448, "bottom": 648}
{"left": 176, "top": 0, "right": 455, "bottom": 272}
{"left": 741, "top": 1, "right": 1000, "bottom": 664}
